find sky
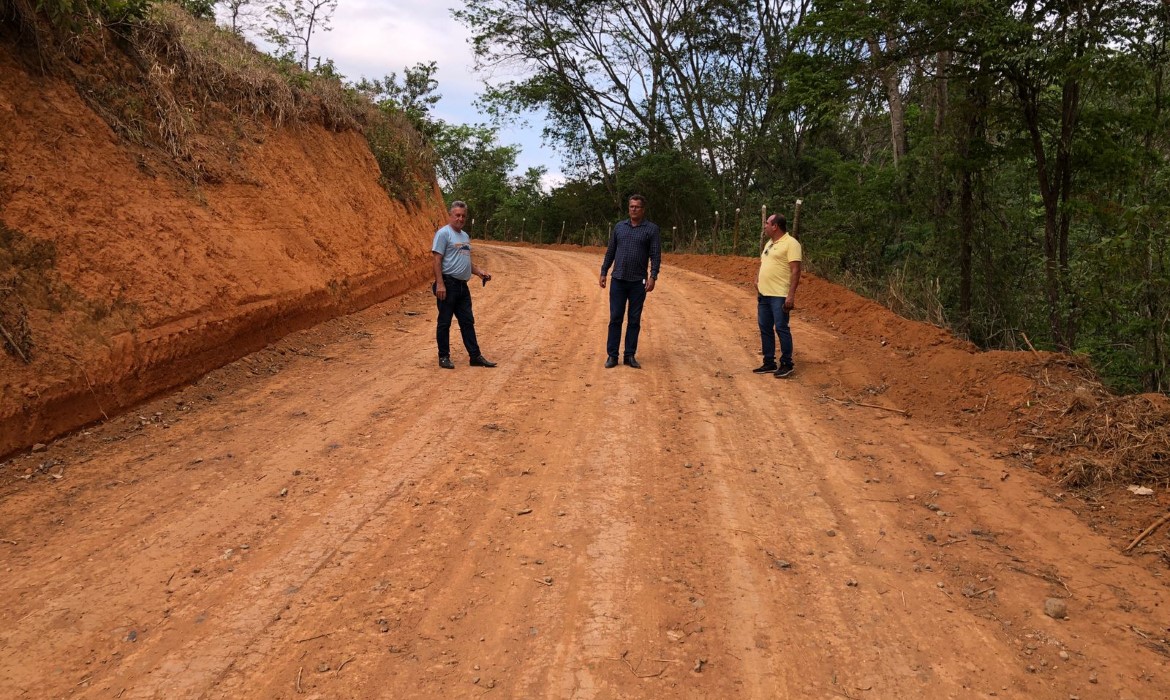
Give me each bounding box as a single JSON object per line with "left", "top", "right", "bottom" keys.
{"left": 232, "top": 0, "right": 564, "bottom": 190}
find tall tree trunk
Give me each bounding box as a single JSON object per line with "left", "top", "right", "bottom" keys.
{"left": 868, "top": 37, "right": 907, "bottom": 166}
{"left": 1019, "top": 82, "right": 1067, "bottom": 350}
{"left": 1057, "top": 77, "right": 1080, "bottom": 348}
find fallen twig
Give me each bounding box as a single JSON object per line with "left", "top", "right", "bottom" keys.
{"left": 819, "top": 394, "right": 909, "bottom": 417}
{"left": 621, "top": 655, "right": 669, "bottom": 679}
{"left": 295, "top": 632, "right": 331, "bottom": 644}
{"left": 0, "top": 321, "right": 29, "bottom": 364}
{"left": 296, "top": 666, "right": 303, "bottom": 693}
{"left": 1020, "top": 332, "right": 1039, "bottom": 355}
{"left": 335, "top": 655, "right": 355, "bottom": 676}
{"left": 1124, "top": 511, "right": 1170, "bottom": 554}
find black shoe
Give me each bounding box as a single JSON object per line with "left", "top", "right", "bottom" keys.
{"left": 605, "top": 356, "right": 618, "bottom": 368}
{"left": 753, "top": 361, "right": 778, "bottom": 374}
{"left": 470, "top": 355, "right": 497, "bottom": 368}
{"left": 623, "top": 356, "right": 641, "bottom": 369}
{"left": 774, "top": 364, "right": 795, "bottom": 378}
{"left": 438, "top": 356, "right": 455, "bottom": 369}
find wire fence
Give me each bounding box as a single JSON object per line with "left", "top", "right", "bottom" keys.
{"left": 473, "top": 201, "right": 804, "bottom": 257}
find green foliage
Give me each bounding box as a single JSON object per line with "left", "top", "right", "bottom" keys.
{"left": 101, "top": 0, "right": 150, "bottom": 23}
{"left": 364, "top": 107, "right": 434, "bottom": 208}
{"left": 354, "top": 62, "right": 442, "bottom": 140}
{"left": 176, "top": 0, "right": 212, "bottom": 19}
{"left": 454, "top": 0, "right": 1169, "bottom": 393}
{"left": 22, "top": 0, "right": 150, "bottom": 29}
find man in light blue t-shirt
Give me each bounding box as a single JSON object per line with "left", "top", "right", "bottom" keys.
{"left": 431, "top": 200, "right": 496, "bottom": 369}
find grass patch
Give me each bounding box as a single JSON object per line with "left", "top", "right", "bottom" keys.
{"left": 6, "top": 1, "right": 436, "bottom": 204}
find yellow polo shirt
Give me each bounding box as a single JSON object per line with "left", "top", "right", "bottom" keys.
{"left": 758, "top": 234, "right": 802, "bottom": 297}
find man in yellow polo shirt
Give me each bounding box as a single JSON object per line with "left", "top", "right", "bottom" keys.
{"left": 753, "top": 213, "right": 802, "bottom": 378}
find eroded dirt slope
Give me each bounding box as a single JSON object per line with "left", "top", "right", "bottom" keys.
{"left": 0, "top": 44, "right": 443, "bottom": 456}
{"left": 1, "top": 245, "right": 1166, "bottom": 699}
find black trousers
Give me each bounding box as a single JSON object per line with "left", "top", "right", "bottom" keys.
{"left": 606, "top": 278, "right": 647, "bottom": 358}
{"left": 434, "top": 276, "right": 481, "bottom": 359}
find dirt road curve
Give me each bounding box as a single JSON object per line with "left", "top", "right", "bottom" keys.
{"left": 1, "top": 245, "right": 1167, "bottom": 699}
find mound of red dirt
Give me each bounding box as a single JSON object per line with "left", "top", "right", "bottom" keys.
{"left": 664, "top": 252, "right": 1170, "bottom": 490}
{"left": 0, "top": 44, "right": 443, "bottom": 456}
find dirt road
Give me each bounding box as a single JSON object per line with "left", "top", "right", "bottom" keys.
{"left": 1, "top": 245, "right": 1167, "bottom": 699}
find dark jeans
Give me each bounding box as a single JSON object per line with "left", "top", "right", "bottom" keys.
{"left": 607, "top": 278, "right": 647, "bottom": 358}
{"left": 758, "top": 294, "right": 793, "bottom": 366}
{"left": 435, "top": 276, "right": 480, "bottom": 359}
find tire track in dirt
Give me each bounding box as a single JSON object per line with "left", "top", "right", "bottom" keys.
{"left": 1, "top": 245, "right": 1167, "bottom": 699}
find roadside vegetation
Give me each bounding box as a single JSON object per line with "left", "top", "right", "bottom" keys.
{"left": 440, "top": 0, "right": 1170, "bottom": 397}
{"left": 0, "top": 0, "right": 434, "bottom": 206}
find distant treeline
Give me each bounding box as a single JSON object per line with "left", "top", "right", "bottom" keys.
{"left": 427, "top": 0, "right": 1168, "bottom": 395}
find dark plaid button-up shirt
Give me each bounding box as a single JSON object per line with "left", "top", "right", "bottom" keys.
{"left": 600, "top": 219, "right": 662, "bottom": 282}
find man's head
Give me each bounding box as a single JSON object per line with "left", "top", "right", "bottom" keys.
{"left": 628, "top": 194, "right": 647, "bottom": 224}
{"left": 448, "top": 201, "right": 468, "bottom": 232}
{"left": 764, "top": 213, "right": 787, "bottom": 238}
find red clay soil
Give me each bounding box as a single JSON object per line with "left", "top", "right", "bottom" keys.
{"left": 0, "top": 43, "right": 443, "bottom": 457}
{"left": 516, "top": 243, "right": 1170, "bottom": 563}
{"left": 666, "top": 251, "right": 1170, "bottom": 552}
{"left": 1, "top": 244, "right": 1168, "bottom": 699}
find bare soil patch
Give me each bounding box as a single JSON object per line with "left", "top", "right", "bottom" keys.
{"left": 2, "top": 245, "right": 1166, "bottom": 699}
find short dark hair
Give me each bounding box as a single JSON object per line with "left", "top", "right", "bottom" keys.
{"left": 768, "top": 214, "right": 787, "bottom": 232}
{"left": 628, "top": 194, "right": 647, "bottom": 207}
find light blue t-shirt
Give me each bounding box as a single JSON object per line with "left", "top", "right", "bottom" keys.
{"left": 432, "top": 225, "right": 473, "bottom": 281}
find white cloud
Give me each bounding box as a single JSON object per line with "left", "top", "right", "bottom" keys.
{"left": 314, "top": 1, "right": 480, "bottom": 94}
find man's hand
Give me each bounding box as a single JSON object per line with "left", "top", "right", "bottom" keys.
{"left": 599, "top": 273, "right": 607, "bottom": 289}
{"left": 645, "top": 277, "right": 656, "bottom": 293}
{"left": 479, "top": 271, "right": 492, "bottom": 283}
{"left": 784, "top": 296, "right": 795, "bottom": 311}
{"left": 435, "top": 282, "right": 447, "bottom": 301}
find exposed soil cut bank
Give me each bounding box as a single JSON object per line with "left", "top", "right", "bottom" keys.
{"left": 0, "top": 44, "right": 443, "bottom": 456}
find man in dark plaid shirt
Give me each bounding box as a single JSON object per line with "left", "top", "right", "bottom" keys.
{"left": 599, "top": 194, "right": 662, "bottom": 368}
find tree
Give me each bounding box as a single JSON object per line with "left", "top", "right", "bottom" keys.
{"left": 180, "top": 0, "right": 217, "bottom": 19}
{"left": 262, "top": 0, "right": 337, "bottom": 70}
{"left": 355, "top": 62, "right": 442, "bottom": 140}
{"left": 217, "top": 0, "right": 268, "bottom": 33}
{"left": 454, "top": 0, "right": 815, "bottom": 208}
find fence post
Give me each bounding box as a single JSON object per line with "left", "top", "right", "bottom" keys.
{"left": 792, "top": 199, "right": 803, "bottom": 239}
{"left": 559, "top": 221, "right": 566, "bottom": 244}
